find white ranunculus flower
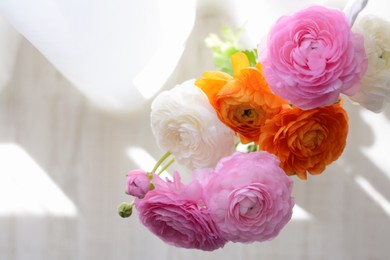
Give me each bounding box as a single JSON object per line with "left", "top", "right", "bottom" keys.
{"left": 151, "top": 79, "right": 236, "bottom": 169}
{"left": 350, "top": 15, "right": 390, "bottom": 112}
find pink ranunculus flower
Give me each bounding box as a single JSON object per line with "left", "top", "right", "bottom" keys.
{"left": 259, "top": 5, "right": 367, "bottom": 110}
{"left": 204, "top": 152, "right": 294, "bottom": 243}
{"left": 135, "top": 172, "right": 226, "bottom": 251}
{"left": 126, "top": 169, "right": 151, "bottom": 198}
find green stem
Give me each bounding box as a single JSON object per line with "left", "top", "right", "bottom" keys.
{"left": 157, "top": 158, "right": 175, "bottom": 176}
{"left": 151, "top": 151, "right": 171, "bottom": 174}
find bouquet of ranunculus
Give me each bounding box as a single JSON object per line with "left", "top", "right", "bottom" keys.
{"left": 118, "top": 0, "right": 390, "bottom": 251}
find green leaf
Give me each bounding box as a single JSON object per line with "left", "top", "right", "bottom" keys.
{"left": 243, "top": 49, "right": 258, "bottom": 67}
{"left": 205, "top": 26, "right": 244, "bottom": 74}
{"left": 205, "top": 26, "right": 258, "bottom": 75}
{"left": 220, "top": 26, "right": 244, "bottom": 44}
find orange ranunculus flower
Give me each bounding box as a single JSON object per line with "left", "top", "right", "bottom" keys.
{"left": 257, "top": 102, "right": 348, "bottom": 180}
{"left": 195, "top": 52, "right": 287, "bottom": 143}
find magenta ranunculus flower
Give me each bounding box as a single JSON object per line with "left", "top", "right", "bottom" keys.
{"left": 204, "top": 152, "right": 294, "bottom": 243}
{"left": 126, "top": 169, "right": 151, "bottom": 198}
{"left": 135, "top": 172, "right": 226, "bottom": 251}
{"left": 259, "top": 5, "right": 367, "bottom": 110}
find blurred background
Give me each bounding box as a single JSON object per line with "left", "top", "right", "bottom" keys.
{"left": 0, "top": 0, "right": 389, "bottom": 259}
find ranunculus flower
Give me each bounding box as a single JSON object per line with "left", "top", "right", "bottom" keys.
{"left": 195, "top": 52, "right": 287, "bottom": 143}
{"left": 259, "top": 5, "right": 367, "bottom": 110}
{"left": 150, "top": 79, "right": 236, "bottom": 169}
{"left": 126, "top": 169, "right": 151, "bottom": 198}
{"left": 204, "top": 152, "right": 294, "bottom": 243}
{"left": 258, "top": 102, "right": 348, "bottom": 179}
{"left": 135, "top": 173, "right": 226, "bottom": 251}
{"left": 349, "top": 15, "right": 390, "bottom": 112}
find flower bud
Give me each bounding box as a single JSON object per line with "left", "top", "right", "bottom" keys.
{"left": 126, "top": 169, "right": 151, "bottom": 198}
{"left": 118, "top": 202, "right": 133, "bottom": 218}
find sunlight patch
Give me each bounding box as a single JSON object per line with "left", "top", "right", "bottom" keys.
{"left": 0, "top": 143, "right": 77, "bottom": 217}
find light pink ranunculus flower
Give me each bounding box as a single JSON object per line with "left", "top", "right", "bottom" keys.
{"left": 135, "top": 172, "right": 226, "bottom": 251}
{"left": 259, "top": 5, "right": 367, "bottom": 110}
{"left": 204, "top": 152, "right": 294, "bottom": 243}
{"left": 126, "top": 169, "right": 151, "bottom": 198}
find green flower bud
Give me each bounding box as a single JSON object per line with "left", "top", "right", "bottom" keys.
{"left": 118, "top": 202, "right": 133, "bottom": 218}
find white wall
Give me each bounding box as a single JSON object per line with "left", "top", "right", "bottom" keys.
{"left": 0, "top": 1, "right": 389, "bottom": 259}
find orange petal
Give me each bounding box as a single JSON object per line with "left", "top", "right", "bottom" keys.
{"left": 231, "top": 52, "right": 250, "bottom": 78}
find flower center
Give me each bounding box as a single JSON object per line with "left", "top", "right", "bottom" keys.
{"left": 378, "top": 48, "right": 390, "bottom": 62}
{"left": 243, "top": 109, "right": 252, "bottom": 118}
{"left": 238, "top": 198, "right": 261, "bottom": 217}
{"left": 233, "top": 106, "right": 263, "bottom": 125}
{"left": 293, "top": 37, "right": 327, "bottom": 73}
{"left": 229, "top": 184, "right": 272, "bottom": 221}
{"left": 302, "top": 130, "right": 325, "bottom": 148}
